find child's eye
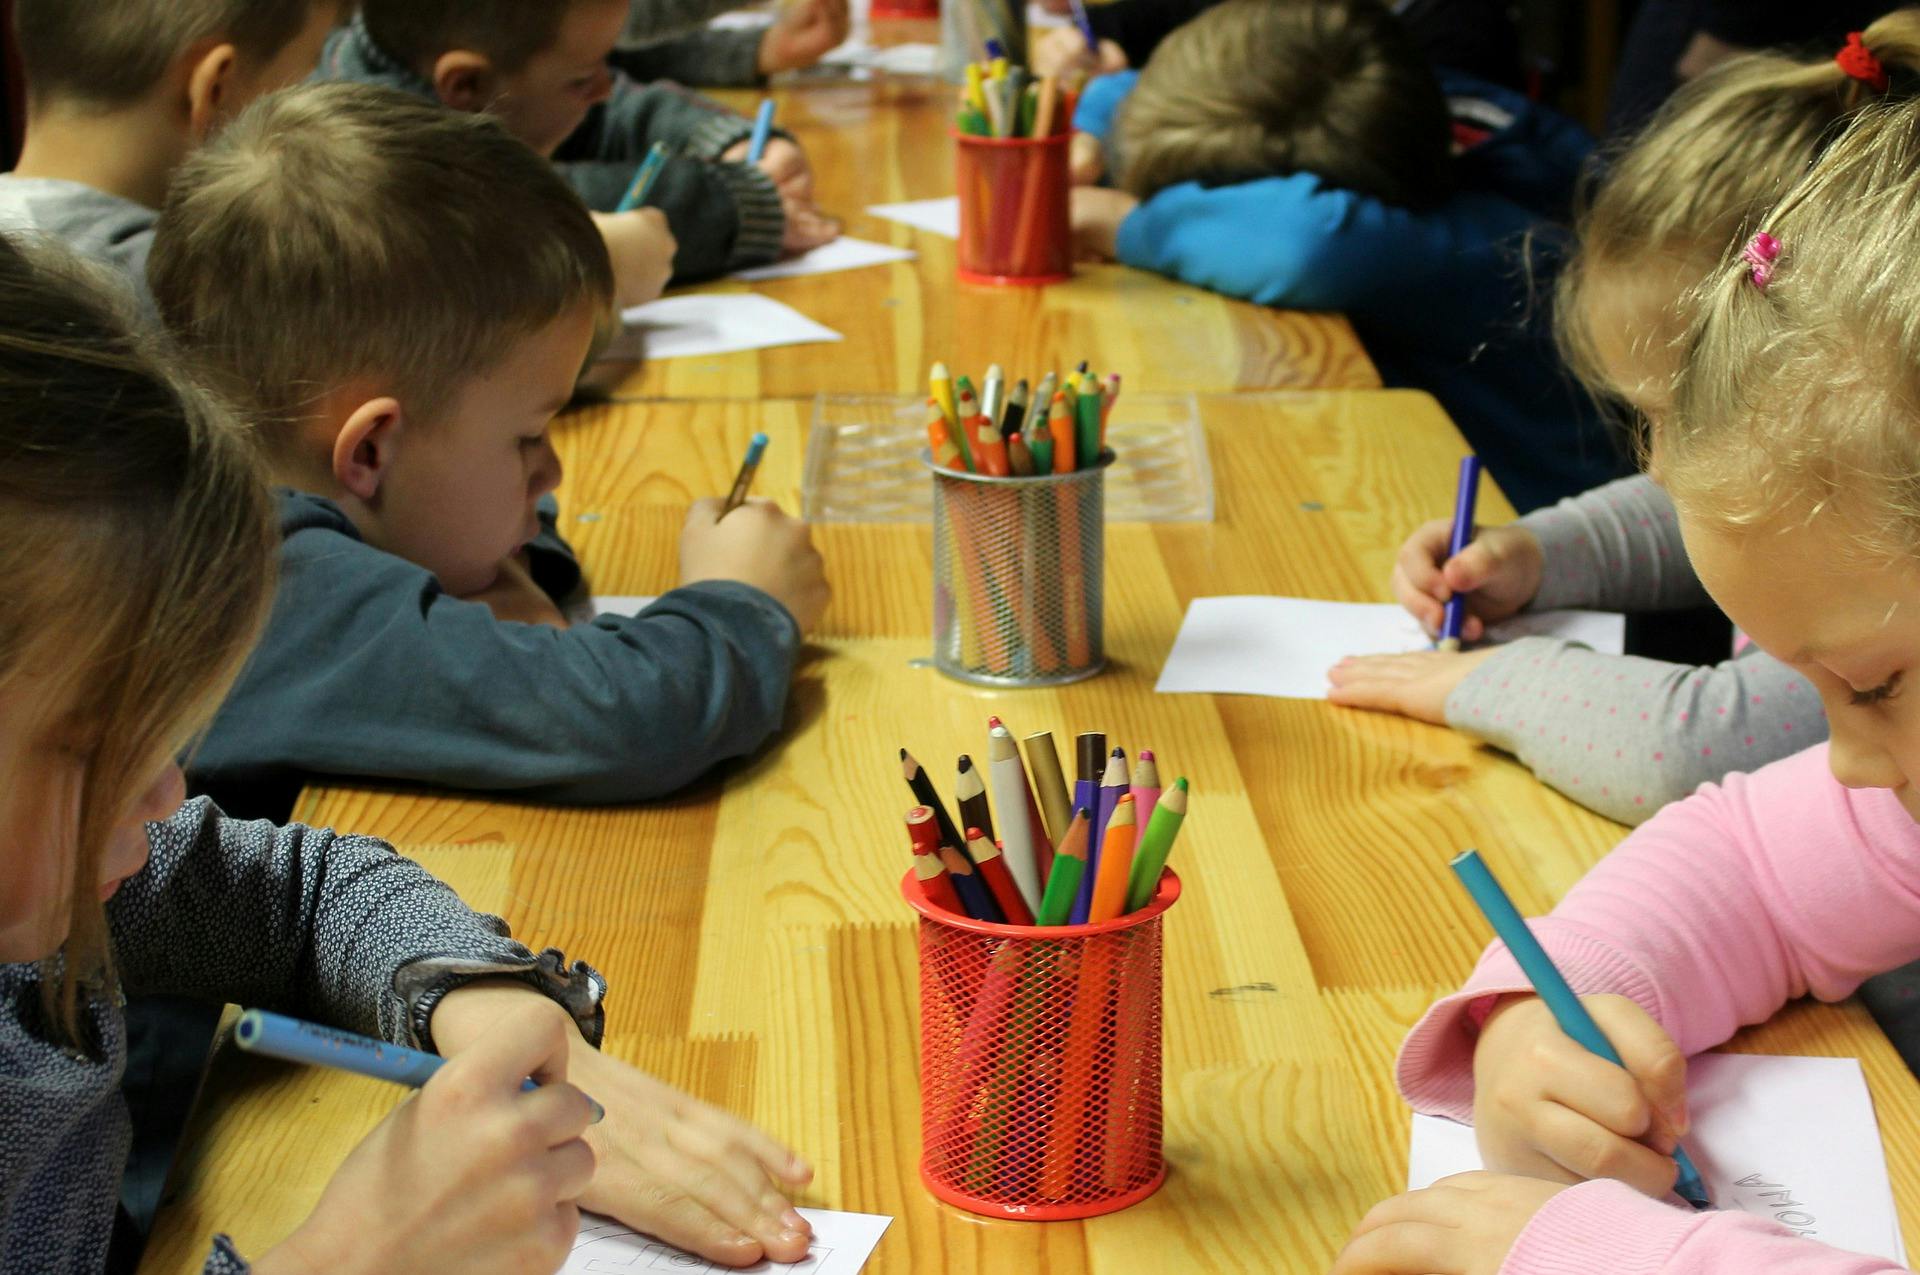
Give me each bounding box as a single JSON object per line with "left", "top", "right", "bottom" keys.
{"left": 1850, "top": 671, "right": 1903, "bottom": 707}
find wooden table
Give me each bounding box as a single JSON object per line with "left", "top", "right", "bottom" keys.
{"left": 139, "top": 391, "right": 1920, "bottom": 1273}
{"left": 608, "top": 77, "right": 1379, "bottom": 399}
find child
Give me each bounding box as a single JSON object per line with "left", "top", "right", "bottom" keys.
{"left": 612, "top": 0, "right": 852, "bottom": 88}
{"left": 323, "top": 0, "right": 838, "bottom": 284}
{"left": 0, "top": 0, "right": 343, "bottom": 307}
{"left": 1067, "top": 0, "right": 1619, "bottom": 513}
{"left": 0, "top": 233, "right": 815, "bottom": 1274}
{"left": 1324, "top": 22, "right": 1920, "bottom": 824}
{"left": 147, "top": 82, "right": 830, "bottom": 822}
{"left": 1335, "top": 89, "right": 1920, "bottom": 1275}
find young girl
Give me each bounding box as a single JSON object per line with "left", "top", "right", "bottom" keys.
{"left": 1334, "top": 88, "right": 1920, "bottom": 1275}
{"left": 1327, "top": 19, "right": 1920, "bottom": 825}
{"left": 1066, "top": 0, "right": 1616, "bottom": 512}
{"left": 0, "top": 237, "right": 813, "bottom": 1273}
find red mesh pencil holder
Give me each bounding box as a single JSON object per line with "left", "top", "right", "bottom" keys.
{"left": 954, "top": 129, "right": 1072, "bottom": 287}
{"left": 900, "top": 868, "right": 1180, "bottom": 1219}
{"left": 871, "top": 0, "right": 938, "bottom": 16}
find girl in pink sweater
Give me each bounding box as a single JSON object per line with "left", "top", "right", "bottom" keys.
{"left": 1333, "top": 68, "right": 1920, "bottom": 1275}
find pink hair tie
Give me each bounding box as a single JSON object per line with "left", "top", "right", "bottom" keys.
{"left": 1743, "top": 231, "right": 1781, "bottom": 291}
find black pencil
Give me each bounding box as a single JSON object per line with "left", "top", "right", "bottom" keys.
{"left": 901, "top": 747, "right": 973, "bottom": 865}
{"left": 956, "top": 754, "right": 996, "bottom": 846}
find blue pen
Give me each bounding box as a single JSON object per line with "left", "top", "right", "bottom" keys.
{"left": 1449, "top": 851, "right": 1712, "bottom": 1210}
{"left": 1068, "top": 0, "right": 1098, "bottom": 53}
{"left": 234, "top": 1009, "right": 605, "bottom": 1122}
{"left": 613, "top": 141, "right": 671, "bottom": 214}
{"left": 721, "top": 432, "right": 770, "bottom": 517}
{"left": 1437, "top": 455, "right": 1483, "bottom": 651}
{"left": 746, "top": 99, "right": 776, "bottom": 165}
{"left": 984, "top": 38, "right": 1007, "bottom": 60}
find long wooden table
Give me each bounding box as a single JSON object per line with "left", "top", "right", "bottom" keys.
{"left": 139, "top": 391, "right": 1920, "bottom": 1272}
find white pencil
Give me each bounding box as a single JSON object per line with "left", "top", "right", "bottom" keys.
{"left": 986, "top": 722, "right": 1045, "bottom": 913}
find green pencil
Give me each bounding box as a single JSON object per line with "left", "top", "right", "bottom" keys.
{"left": 1037, "top": 809, "right": 1091, "bottom": 926}
{"left": 1074, "top": 371, "right": 1102, "bottom": 469}
{"left": 1123, "top": 778, "right": 1186, "bottom": 912}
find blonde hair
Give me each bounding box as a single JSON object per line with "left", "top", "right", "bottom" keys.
{"left": 363, "top": 0, "right": 609, "bottom": 75}
{"left": 0, "top": 236, "right": 275, "bottom": 1046}
{"left": 13, "top": 0, "right": 346, "bottom": 108}
{"left": 1557, "top": 10, "right": 1920, "bottom": 401}
{"left": 1112, "top": 0, "right": 1452, "bottom": 207}
{"left": 1664, "top": 93, "right": 1920, "bottom": 563}
{"left": 149, "top": 82, "right": 615, "bottom": 457}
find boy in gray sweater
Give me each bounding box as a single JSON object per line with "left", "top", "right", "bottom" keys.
{"left": 150, "top": 82, "right": 830, "bottom": 823}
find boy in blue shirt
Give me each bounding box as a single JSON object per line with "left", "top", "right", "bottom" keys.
{"left": 1068, "top": 0, "right": 1621, "bottom": 512}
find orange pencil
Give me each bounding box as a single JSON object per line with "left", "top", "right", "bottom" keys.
{"left": 1048, "top": 391, "right": 1077, "bottom": 473}
{"left": 971, "top": 416, "right": 1011, "bottom": 476}
{"left": 966, "top": 828, "right": 1036, "bottom": 926}
{"left": 926, "top": 398, "right": 966, "bottom": 471}
{"left": 1086, "top": 793, "right": 1137, "bottom": 922}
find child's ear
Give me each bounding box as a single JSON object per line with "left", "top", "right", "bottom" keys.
{"left": 184, "top": 41, "right": 242, "bottom": 141}
{"left": 432, "top": 51, "right": 497, "bottom": 113}
{"left": 332, "top": 398, "right": 406, "bottom": 503}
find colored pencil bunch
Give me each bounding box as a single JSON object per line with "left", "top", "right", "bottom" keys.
{"left": 955, "top": 57, "right": 1073, "bottom": 140}
{"left": 926, "top": 360, "right": 1118, "bottom": 477}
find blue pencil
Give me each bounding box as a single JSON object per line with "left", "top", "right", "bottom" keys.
{"left": 1438, "top": 455, "right": 1483, "bottom": 650}
{"left": 1068, "top": 0, "right": 1098, "bottom": 52}
{"left": 1449, "top": 851, "right": 1712, "bottom": 1210}
{"left": 613, "top": 141, "right": 671, "bottom": 214}
{"left": 746, "top": 98, "right": 776, "bottom": 165}
{"left": 234, "top": 1009, "right": 604, "bottom": 1122}
{"left": 721, "top": 432, "right": 770, "bottom": 517}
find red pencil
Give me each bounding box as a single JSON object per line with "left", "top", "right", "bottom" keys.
{"left": 966, "top": 828, "right": 1036, "bottom": 926}
{"left": 908, "top": 806, "right": 964, "bottom": 915}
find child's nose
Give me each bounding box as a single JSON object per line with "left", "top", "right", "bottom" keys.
{"left": 587, "top": 67, "right": 614, "bottom": 107}
{"left": 532, "top": 437, "right": 564, "bottom": 498}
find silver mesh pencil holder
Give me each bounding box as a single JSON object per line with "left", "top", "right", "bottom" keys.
{"left": 926, "top": 450, "right": 1111, "bottom": 686}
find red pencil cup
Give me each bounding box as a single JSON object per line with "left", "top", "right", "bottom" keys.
{"left": 901, "top": 868, "right": 1180, "bottom": 1219}
{"left": 871, "top": 0, "right": 938, "bottom": 16}
{"left": 954, "top": 129, "right": 1072, "bottom": 287}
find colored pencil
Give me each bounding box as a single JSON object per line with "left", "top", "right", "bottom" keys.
{"left": 956, "top": 754, "right": 996, "bottom": 846}
{"left": 901, "top": 748, "right": 972, "bottom": 866}
{"left": 1087, "top": 793, "right": 1137, "bottom": 922}
{"left": 930, "top": 361, "right": 960, "bottom": 430}
{"left": 1075, "top": 370, "right": 1103, "bottom": 467}
{"left": 909, "top": 806, "right": 966, "bottom": 915}
{"left": 1068, "top": 0, "right": 1098, "bottom": 52}
{"left": 1037, "top": 809, "right": 1090, "bottom": 926}
{"left": 967, "top": 829, "right": 1036, "bottom": 926}
{"left": 1007, "top": 434, "right": 1036, "bottom": 476}
{"left": 941, "top": 844, "right": 1004, "bottom": 922}
{"left": 1023, "top": 730, "right": 1073, "bottom": 847}
{"left": 1033, "top": 371, "right": 1058, "bottom": 415}
{"left": 1048, "top": 391, "right": 1077, "bottom": 473}
{"left": 1027, "top": 415, "right": 1055, "bottom": 475}
{"left": 982, "top": 363, "right": 1005, "bottom": 425}
{"left": 613, "top": 141, "right": 671, "bottom": 213}
{"left": 987, "top": 722, "right": 1046, "bottom": 912}
{"left": 1130, "top": 749, "right": 1162, "bottom": 825}
{"left": 1438, "top": 455, "right": 1484, "bottom": 650}
{"left": 1100, "top": 373, "right": 1120, "bottom": 446}
{"left": 1450, "top": 849, "right": 1712, "bottom": 1210}
{"left": 1032, "top": 76, "right": 1060, "bottom": 139}
{"left": 927, "top": 398, "right": 965, "bottom": 471}
{"left": 1074, "top": 747, "right": 1129, "bottom": 924}
{"left": 972, "top": 416, "right": 1011, "bottom": 477}
{"left": 746, "top": 98, "right": 776, "bottom": 164}
{"left": 1073, "top": 732, "right": 1104, "bottom": 822}
{"left": 1001, "top": 378, "right": 1030, "bottom": 439}
{"left": 720, "top": 432, "right": 769, "bottom": 517}
{"left": 1123, "top": 777, "right": 1186, "bottom": 912}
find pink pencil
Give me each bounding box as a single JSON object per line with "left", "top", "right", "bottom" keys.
{"left": 1130, "top": 749, "right": 1162, "bottom": 826}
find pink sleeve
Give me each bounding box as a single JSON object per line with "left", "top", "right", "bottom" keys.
{"left": 1398, "top": 744, "right": 1920, "bottom": 1121}
{"left": 1503, "top": 1180, "right": 1908, "bottom": 1274}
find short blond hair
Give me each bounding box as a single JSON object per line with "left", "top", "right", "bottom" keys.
{"left": 1112, "top": 0, "right": 1452, "bottom": 207}
{"left": 1557, "top": 10, "right": 1920, "bottom": 403}
{"left": 1665, "top": 94, "right": 1920, "bottom": 562}
{"left": 0, "top": 236, "right": 275, "bottom": 1046}
{"left": 14, "top": 0, "right": 344, "bottom": 108}
{"left": 150, "top": 82, "right": 615, "bottom": 453}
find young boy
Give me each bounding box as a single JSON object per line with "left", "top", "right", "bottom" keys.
{"left": 149, "top": 81, "right": 831, "bottom": 822}
{"left": 0, "top": 0, "right": 343, "bottom": 308}
{"left": 321, "top": 0, "right": 839, "bottom": 284}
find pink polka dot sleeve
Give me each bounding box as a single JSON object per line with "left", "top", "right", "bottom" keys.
{"left": 1523, "top": 474, "right": 1712, "bottom": 614}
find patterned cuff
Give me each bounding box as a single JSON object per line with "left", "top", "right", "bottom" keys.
{"left": 686, "top": 110, "right": 758, "bottom": 160}
{"left": 713, "top": 162, "right": 787, "bottom": 270}
{"left": 398, "top": 945, "right": 609, "bottom": 1053}
{"left": 204, "top": 1235, "right": 250, "bottom": 1274}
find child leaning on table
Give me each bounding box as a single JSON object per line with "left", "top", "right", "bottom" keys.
{"left": 149, "top": 83, "right": 829, "bottom": 824}
{"left": 1326, "top": 19, "right": 1920, "bottom": 825}
{"left": 0, "top": 234, "right": 815, "bottom": 1275}
{"left": 1066, "top": 0, "right": 1618, "bottom": 513}
{"left": 1333, "top": 94, "right": 1920, "bottom": 1275}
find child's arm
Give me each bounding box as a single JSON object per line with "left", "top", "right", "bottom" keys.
{"left": 618, "top": 0, "right": 760, "bottom": 47}
{"left": 1522, "top": 475, "right": 1713, "bottom": 614}
{"left": 614, "top": 0, "right": 851, "bottom": 87}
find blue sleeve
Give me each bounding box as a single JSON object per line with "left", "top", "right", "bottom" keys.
{"left": 1072, "top": 71, "right": 1139, "bottom": 143}
{"left": 1439, "top": 68, "right": 1595, "bottom": 222}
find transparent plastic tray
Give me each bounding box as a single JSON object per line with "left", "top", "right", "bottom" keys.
{"left": 802, "top": 392, "right": 1213, "bottom": 523}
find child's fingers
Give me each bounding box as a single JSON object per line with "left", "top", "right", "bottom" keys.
{"left": 1442, "top": 536, "right": 1504, "bottom": 593}
{"left": 1529, "top": 1101, "right": 1679, "bottom": 1197}
{"left": 1395, "top": 518, "right": 1457, "bottom": 598}
{"left": 1531, "top": 1043, "right": 1657, "bottom": 1141}
{"left": 514, "top": 1083, "right": 601, "bottom": 1151}
{"left": 664, "top": 1119, "right": 810, "bottom": 1256}
{"left": 541, "top": 1135, "right": 599, "bottom": 1203}
{"left": 1587, "top": 996, "right": 1690, "bottom": 1135}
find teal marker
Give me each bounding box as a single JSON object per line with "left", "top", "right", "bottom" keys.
{"left": 721, "top": 432, "right": 770, "bottom": 516}
{"left": 746, "top": 99, "right": 776, "bottom": 164}
{"left": 614, "top": 141, "right": 671, "bottom": 213}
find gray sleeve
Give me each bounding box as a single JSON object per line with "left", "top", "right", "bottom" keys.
{"left": 613, "top": 28, "right": 768, "bottom": 87}
{"left": 620, "top": 0, "right": 747, "bottom": 44}
{"left": 1444, "top": 637, "right": 1826, "bottom": 825}
{"left": 110, "top": 799, "right": 608, "bottom": 1049}
{"left": 1521, "top": 474, "right": 1713, "bottom": 613}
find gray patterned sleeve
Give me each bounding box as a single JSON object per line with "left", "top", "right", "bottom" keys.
{"left": 109, "top": 799, "right": 606, "bottom": 1050}
{"left": 1522, "top": 474, "right": 1713, "bottom": 613}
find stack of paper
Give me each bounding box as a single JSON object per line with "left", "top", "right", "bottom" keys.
{"left": 866, "top": 197, "right": 960, "bottom": 239}
{"left": 564, "top": 1208, "right": 892, "bottom": 1273}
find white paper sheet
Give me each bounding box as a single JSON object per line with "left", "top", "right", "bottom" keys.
{"left": 731, "top": 236, "right": 917, "bottom": 282}
{"left": 562, "top": 1208, "right": 891, "bottom": 1273}
{"left": 617, "top": 294, "right": 844, "bottom": 360}
{"left": 1153, "top": 595, "right": 1625, "bottom": 699}
{"left": 1408, "top": 1054, "right": 1906, "bottom": 1265}
{"left": 817, "top": 39, "right": 941, "bottom": 74}
{"left": 564, "top": 596, "right": 660, "bottom": 627}
{"left": 865, "top": 197, "right": 960, "bottom": 239}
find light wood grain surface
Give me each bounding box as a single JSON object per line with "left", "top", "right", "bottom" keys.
{"left": 607, "top": 78, "right": 1380, "bottom": 399}
{"left": 139, "top": 392, "right": 1920, "bottom": 1273}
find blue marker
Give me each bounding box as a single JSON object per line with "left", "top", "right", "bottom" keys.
{"left": 722, "top": 432, "right": 771, "bottom": 517}
{"left": 984, "top": 38, "right": 1007, "bottom": 60}
{"left": 746, "top": 99, "right": 777, "bottom": 165}
{"left": 1449, "top": 851, "right": 1712, "bottom": 1211}
{"left": 1068, "top": 0, "right": 1098, "bottom": 53}
{"left": 614, "top": 141, "right": 671, "bottom": 214}
{"left": 234, "top": 1009, "right": 603, "bottom": 1122}
{"left": 1437, "top": 455, "right": 1483, "bottom": 651}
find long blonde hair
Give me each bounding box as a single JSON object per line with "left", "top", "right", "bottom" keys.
{"left": 0, "top": 236, "right": 276, "bottom": 1045}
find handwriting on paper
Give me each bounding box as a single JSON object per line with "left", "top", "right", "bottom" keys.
{"left": 1732, "top": 1174, "right": 1819, "bottom": 1238}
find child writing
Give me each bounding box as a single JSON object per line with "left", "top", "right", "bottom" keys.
{"left": 1335, "top": 87, "right": 1920, "bottom": 1275}
{"left": 148, "top": 82, "right": 830, "bottom": 822}
{"left": 323, "top": 0, "right": 837, "bottom": 285}
{"left": 1066, "top": 0, "right": 1618, "bottom": 512}
{"left": 0, "top": 233, "right": 814, "bottom": 1273}
{"left": 611, "top": 0, "right": 852, "bottom": 88}
{"left": 0, "top": 0, "right": 344, "bottom": 308}
{"left": 1325, "top": 22, "right": 1920, "bottom": 825}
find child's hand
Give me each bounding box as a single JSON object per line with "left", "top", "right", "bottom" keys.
{"left": 259, "top": 1003, "right": 596, "bottom": 1275}
{"left": 757, "top": 0, "right": 852, "bottom": 74}
{"left": 592, "top": 209, "right": 678, "bottom": 309}
{"left": 724, "top": 136, "right": 814, "bottom": 202}
{"left": 1393, "top": 518, "right": 1544, "bottom": 642}
{"left": 1069, "top": 132, "right": 1105, "bottom": 186}
{"left": 1070, "top": 186, "right": 1139, "bottom": 261}
{"left": 1326, "top": 647, "right": 1499, "bottom": 724}
{"left": 462, "top": 551, "right": 568, "bottom": 627}
{"left": 779, "top": 200, "right": 842, "bottom": 255}
{"left": 679, "top": 497, "right": 831, "bottom": 633}
{"left": 1331, "top": 1172, "right": 1566, "bottom": 1275}
{"left": 1474, "top": 994, "right": 1689, "bottom": 1197}
{"left": 1033, "top": 27, "right": 1128, "bottom": 78}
